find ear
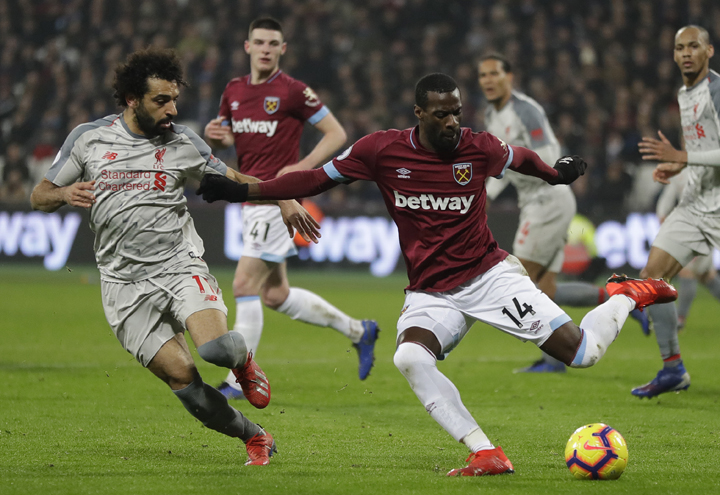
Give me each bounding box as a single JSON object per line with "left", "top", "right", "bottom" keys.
{"left": 244, "top": 40, "right": 250, "bottom": 54}
{"left": 708, "top": 44, "right": 715, "bottom": 58}
{"left": 413, "top": 104, "right": 423, "bottom": 120}
{"left": 281, "top": 42, "right": 288, "bottom": 55}
{"left": 126, "top": 95, "right": 139, "bottom": 109}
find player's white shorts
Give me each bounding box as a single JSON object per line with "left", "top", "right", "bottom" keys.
{"left": 513, "top": 191, "right": 576, "bottom": 273}
{"left": 652, "top": 205, "right": 720, "bottom": 267}
{"left": 397, "top": 255, "right": 572, "bottom": 358}
{"left": 101, "top": 260, "right": 227, "bottom": 367}
{"left": 241, "top": 204, "right": 298, "bottom": 262}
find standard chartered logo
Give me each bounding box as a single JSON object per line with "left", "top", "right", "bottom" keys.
{"left": 231, "top": 118, "right": 278, "bottom": 137}
{"left": 393, "top": 190, "right": 475, "bottom": 214}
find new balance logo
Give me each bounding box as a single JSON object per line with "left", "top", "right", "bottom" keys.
{"left": 231, "top": 118, "right": 278, "bottom": 137}
{"left": 397, "top": 168, "right": 411, "bottom": 178}
{"left": 394, "top": 190, "right": 475, "bottom": 214}
{"left": 102, "top": 152, "right": 118, "bottom": 160}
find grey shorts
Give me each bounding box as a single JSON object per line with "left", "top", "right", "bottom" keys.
{"left": 652, "top": 206, "right": 720, "bottom": 267}
{"left": 101, "top": 261, "right": 227, "bottom": 366}
{"left": 513, "top": 192, "right": 576, "bottom": 273}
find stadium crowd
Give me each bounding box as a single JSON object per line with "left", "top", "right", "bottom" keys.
{"left": 0, "top": 0, "right": 719, "bottom": 221}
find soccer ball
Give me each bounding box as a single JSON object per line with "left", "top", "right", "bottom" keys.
{"left": 565, "top": 423, "right": 628, "bottom": 480}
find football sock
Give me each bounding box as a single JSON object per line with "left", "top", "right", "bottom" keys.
{"left": 393, "top": 342, "right": 482, "bottom": 443}
{"left": 275, "top": 287, "right": 364, "bottom": 343}
{"left": 197, "top": 331, "right": 247, "bottom": 369}
{"left": 174, "top": 376, "right": 261, "bottom": 442}
{"left": 703, "top": 274, "right": 720, "bottom": 300}
{"left": 571, "top": 295, "right": 633, "bottom": 368}
{"left": 648, "top": 302, "right": 680, "bottom": 360}
{"left": 676, "top": 276, "right": 698, "bottom": 323}
{"left": 224, "top": 296, "right": 264, "bottom": 389}
{"left": 463, "top": 427, "right": 494, "bottom": 453}
{"left": 554, "top": 282, "right": 607, "bottom": 306}
{"left": 663, "top": 354, "right": 683, "bottom": 368}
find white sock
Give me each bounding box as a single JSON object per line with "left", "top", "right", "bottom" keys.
{"left": 572, "top": 295, "right": 633, "bottom": 368}
{"left": 393, "top": 342, "right": 486, "bottom": 444}
{"left": 275, "top": 287, "right": 364, "bottom": 343}
{"left": 463, "top": 427, "right": 494, "bottom": 453}
{"left": 224, "top": 296, "right": 263, "bottom": 389}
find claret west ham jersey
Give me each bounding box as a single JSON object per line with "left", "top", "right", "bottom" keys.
{"left": 45, "top": 114, "right": 227, "bottom": 282}
{"left": 218, "top": 70, "right": 329, "bottom": 180}
{"left": 325, "top": 127, "right": 513, "bottom": 292}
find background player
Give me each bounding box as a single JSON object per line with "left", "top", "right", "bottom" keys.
{"left": 479, "top": 53, "right": 650, "bottom": 373}
{"left": 197, "top": 73, "right": 677, "bottom": 476}
{"left": 655, "top": 168, "right": 720, "bottom": 331}
{"left": 636, "top": 25, "right": 719, "bottom": 398}
{"left": 30, "top": 49, "right": 320, "bottom": 466}
{"left": 204, "top": 17, "right": 378, "bottom": 399}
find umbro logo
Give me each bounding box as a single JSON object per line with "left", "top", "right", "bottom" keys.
{"left": 231, "top": 101, "right": 239, "bottom": 110}
{"left": 396, "top": 168, "right": 411, "bottom": 179}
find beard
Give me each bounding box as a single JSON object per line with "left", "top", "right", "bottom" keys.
{"left": 135, "top": 101, "right": 172, "bottom": 138}
{"left": 427, "top": 129, "right": 460, "bottom": 154}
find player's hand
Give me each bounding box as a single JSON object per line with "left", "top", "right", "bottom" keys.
{"left": 653, "top": 162, "right": 686, "bottom": 184}
{"left": 553, "top": 155, "right": 587, "bottom": 185}
{"left": 639, "top": 130, "right": 686, "bottom": 163}
{"left": 196, "top": 174, "right": 249, "bottom": 203}
{"left": 278, "top": 200, "right": 321, "bottom": 244}
{"left": 276, "top": 163, "right": 307, "bottom": 178}
{"left": 63, "top": 180, "right": 96, "bottom": 208}
{"left": 204, "top": 118, "right": 233, "bottom": 145}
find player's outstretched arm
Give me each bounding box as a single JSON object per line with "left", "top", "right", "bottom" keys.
{"left": 278, "top": 200, "right": 321, "bottom": 244}
{"left": 509, "top": 146, "right": 587, "bottom": 185}
{"left": 31, "top": 178, "right": 96, "bottom": 213}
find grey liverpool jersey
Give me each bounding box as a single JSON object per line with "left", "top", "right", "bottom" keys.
{"left": 46, "top": 114, "right": 228, "bottom": 282}
{"left": 678, "top": 70, "right": 720, "bottom": 216}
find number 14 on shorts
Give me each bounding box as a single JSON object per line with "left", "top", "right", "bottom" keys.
{"left": 502, "top": 297, "right": 536, "bottom": 328}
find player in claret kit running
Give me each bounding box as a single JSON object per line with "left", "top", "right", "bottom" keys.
{"left": 197, "top": 73, "right": 677, "bottom": 476}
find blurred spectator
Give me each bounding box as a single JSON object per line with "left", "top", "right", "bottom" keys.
{"left": 0, "top": 142, "right": 30, "bottom": 203}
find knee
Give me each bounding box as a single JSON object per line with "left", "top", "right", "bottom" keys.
{"left": 568, "top": 330, "right": 603, "bottom": 368}
{"left": 197, "top": 332, "right": 248, "bottom": 369}
{"left": 393, "top": 342, "right": 433, "bottom": 375}
{"left": 262, "top": 286, "right": 289, "bottom": 310}
{"left": 233, "top": 276, "right": 260, "bottom": 298}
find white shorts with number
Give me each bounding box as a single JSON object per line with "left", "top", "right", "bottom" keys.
{"left": 241, "top": 204, "right": 298, "bottom": 262}
{"left": 652, "top": 205, "right": 720, "bottom": 267}
{"left": 397, "top": 256, "right": 571, "bottom": 358}
{"left": 101, "top": 260, "right": 227, "bottom": 367}
{"left": 513, "top": 191, "right": 576, "bottom": 273}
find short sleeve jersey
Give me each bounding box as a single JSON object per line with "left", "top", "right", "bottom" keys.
{"left": 218, "top": 71, "right": 329, "bottom": 180}
{"left": 484, "top": 90, "right": 566, "bottom": 208}
{"left": 678, "top": 69, "right": 720, "bottom": 216}
{"left": 327, "top": 127, "right": 512, "bottom": 292}
{"left": 45, "top": 114, "right": 228, "bottom": 282}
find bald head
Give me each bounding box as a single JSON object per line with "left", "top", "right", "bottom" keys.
{"left": 675, "top": 25, "right": 711, "bottom": 46}
{"left": 674, "top": 25, "right": 714, "bottom": 86}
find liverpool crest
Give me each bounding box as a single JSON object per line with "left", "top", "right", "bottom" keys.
{"left": 453, "top": 163, "right": 472, "bottom": 186}
{"left": 264, "top": 96, "right": 280, "bottom": 114}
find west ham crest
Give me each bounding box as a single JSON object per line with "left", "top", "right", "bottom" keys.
{"left": 264, "top": 96, "right": 280, "bottom": 115}
{"left": 453, "top": 163, "right": 472, "bottom": 186}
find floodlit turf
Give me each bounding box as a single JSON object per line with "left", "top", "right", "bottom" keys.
{"left": 1, "top": 264, "right": 719, "bottom": 495}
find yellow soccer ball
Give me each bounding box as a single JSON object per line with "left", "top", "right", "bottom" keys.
{"left": 565, "top": 423, "right": 628, "bottom": 480}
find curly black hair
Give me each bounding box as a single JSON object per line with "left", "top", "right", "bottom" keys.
{"left": 112, "top": 48, "right": 188, "bottom": 107}
{"left": 415, "top": 73, "right": 459, "bottom": 109}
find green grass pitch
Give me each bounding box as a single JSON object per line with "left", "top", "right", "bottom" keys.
{"left": 1, "top": 265, "right": 719, "bottom": 494}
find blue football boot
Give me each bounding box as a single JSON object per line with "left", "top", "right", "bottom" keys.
{"left": 514, "top": 358, "right": 566, "bottom": 373}
{"left": 629, "top": 308, "right": 652, "bottom": 336}
{"left": 631, "top": 362, "right": 691, "bottom": 398}
{"left": 217, "top": 382, "right": 246, "bottom": 400}
{"left": 353, "top": 320, "right": 379, "bottom": 380}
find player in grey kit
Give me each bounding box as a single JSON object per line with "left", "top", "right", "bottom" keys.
{"left": 479, "top": 54, "right": 650, "bottom": 373}
{"left": 636, "top": 25, "right": 720, "bottom": 398}
{"left": 30, "top": 49, "right": 320, "bottom": 466}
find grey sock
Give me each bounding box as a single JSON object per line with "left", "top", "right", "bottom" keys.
{"left": 704, "top": 275, "right": 720, "bottom": 301}
{"left": 676, "top": 276, "right": 698, "bottom": 322}
{"left": 173, "top": 377, "right": 261, "bottom": 441}
{"left": 554, "top": 282, "right": 605, "bottom": 306}
{"left": 647, "top": 302, "right": 680, "bottom": 360}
